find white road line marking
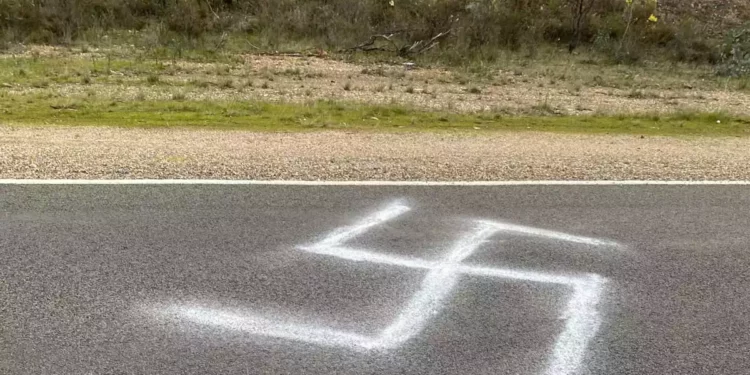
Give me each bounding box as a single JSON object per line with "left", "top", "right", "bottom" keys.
{"left": 3, "top": 179, "right": 750, "bottom": 185}
{"left": 155, "top": 202, "right": 622, "bottom": 375}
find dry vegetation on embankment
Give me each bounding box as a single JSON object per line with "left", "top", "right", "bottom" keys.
{"left": 2, "top": 1, "right": 750, "bottom": 180}
{"left": 2, "top": 45, "right": 750, "bottom": 135}
{"left": 1, "top": 0, "right": 750, "bottom": 134}
{"left": 3, "top": 46, "right": 750, "bottom": 181}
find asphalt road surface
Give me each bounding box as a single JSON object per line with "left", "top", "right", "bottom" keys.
{"left": 2, "top": 183, "right": 750, "bottom": 375}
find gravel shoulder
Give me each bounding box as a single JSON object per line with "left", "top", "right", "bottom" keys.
{"left": 2, "top": 126, "right": 750, "bottom": 180}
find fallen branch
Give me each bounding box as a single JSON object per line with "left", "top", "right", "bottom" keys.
{"left": 344, "top": 28, "right": 453, "bottom": 57}
{"left": 343, "top": 31, "right": 405, "bottom": 53}
{"left": 401, "top": 29, "right": 451, "bottom": 56}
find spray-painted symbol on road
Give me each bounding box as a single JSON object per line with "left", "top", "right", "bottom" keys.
{"left": 154, "top": 201, "right": 623, "bottom": 375}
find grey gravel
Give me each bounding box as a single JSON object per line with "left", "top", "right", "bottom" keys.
{"left": 2, "top": 125, "right": 750, "bottom": 180}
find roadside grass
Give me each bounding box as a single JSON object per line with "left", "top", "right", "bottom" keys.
{"left": 2, "top": 46, "right": 750, "bottom": 137}
{"left": 346, "top": 45, "right": 731, "bottom": 92}
{"left": 0, "top": 55, "right": 169, "bottom": 86}
{"left": 2, "top": 95, "right": 748, "bottom": 136}
{"left": 4, "top": 46, "right": 749, "bottom": 94}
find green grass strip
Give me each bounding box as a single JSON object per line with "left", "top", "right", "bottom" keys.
{"left": 2, "top": 97, "right": 749, "bottom": 136}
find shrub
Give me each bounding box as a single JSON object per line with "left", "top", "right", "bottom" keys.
{"left": 0, "top": 0, "right": 733, "bottom": 66}
{"left": 219, "top": 79, "right": 234, "bottom": 89}
{"left": 717, "top": 24, "right": 750, "bottom": 77}
{"left": 658, "top": 19, "right": 718, "bottom": 64}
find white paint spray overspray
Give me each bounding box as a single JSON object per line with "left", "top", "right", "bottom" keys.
{"left": 154, "top": 201, "right": 622, "bottom": 375}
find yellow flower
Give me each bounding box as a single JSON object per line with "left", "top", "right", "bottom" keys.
{"left": 626, "top": 0, "right": 633, "bottom": 5}
{"left": 648, "top": 14, "right": 658, "bottom": 22}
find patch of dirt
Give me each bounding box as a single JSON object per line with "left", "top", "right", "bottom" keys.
{"left": 8, "top": 54, "right": 750, "bottom": 117}
{"left": 177, "top": 55, "right": 750, "bottom": 116}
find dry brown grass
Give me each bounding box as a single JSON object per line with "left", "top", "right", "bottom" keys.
{"left": 660, "top": 0, "right": 750, "bottom": 37}
{"left": 3, "top": 46, "right": 750, "bottom": 117}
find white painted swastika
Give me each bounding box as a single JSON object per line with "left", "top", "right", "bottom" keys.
{"left": 155, "top": 201, "right": 622, "bottom": 375}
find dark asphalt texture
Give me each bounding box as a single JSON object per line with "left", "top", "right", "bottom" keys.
{"left": 1, "top": 184, "right": 749, "bottom": 375}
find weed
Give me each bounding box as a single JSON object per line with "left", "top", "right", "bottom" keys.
{"left": 627, "top": 89, "right": 645, "bottom": 99}
{"left": 361, "top": 66, "right": 387, "bottom": 76}
{"left": 214, "top": 65, "right": 231, "bottom": 76}
{"left": 282, "top": 68, "right": 302, "bottom": 77}
{"left": 190, "top": 79, "right": 210, "bottom": 88}
{"left": 531, "top": 97, "right": 556, "bottom": 115}
{"left": 305, "top": 72, "right": 325, "bottom": 79}
{"left": 627, "top": 89, "right": 660, "bottom": 99}
{"left": 31, "top": 80, "right": 50, "bottom": 88}
{"left": 392, "top": 71, "right": 406, "bottom": 79}
{"left": 219, "top": 79, "right": 234, "bottom": 89}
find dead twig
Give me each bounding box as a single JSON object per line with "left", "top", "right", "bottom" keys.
{"left": 344, "top": 31, "right": 405, "bottom": 53}
{"left": 202, "top": 0, "right": 221, "bottom": 20}
{"left": 569, "top": 0, "right": 597, "bottom": 53}
{"left": 401, "top": 29, "right": 451, "bottom": 56}
{"left": 344, "top": 28, "right": 452, "bottom": 57}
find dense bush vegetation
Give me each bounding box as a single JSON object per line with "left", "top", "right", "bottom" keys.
{"left": 718, "top": 24, "right": 750, "bottom": 77}
{"left": 0, "top": 0, "right": 747, "bottom": 67}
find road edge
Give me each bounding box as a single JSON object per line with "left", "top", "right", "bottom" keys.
{"left": 2, "top": 179, "right": 750, "bottom": 185}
